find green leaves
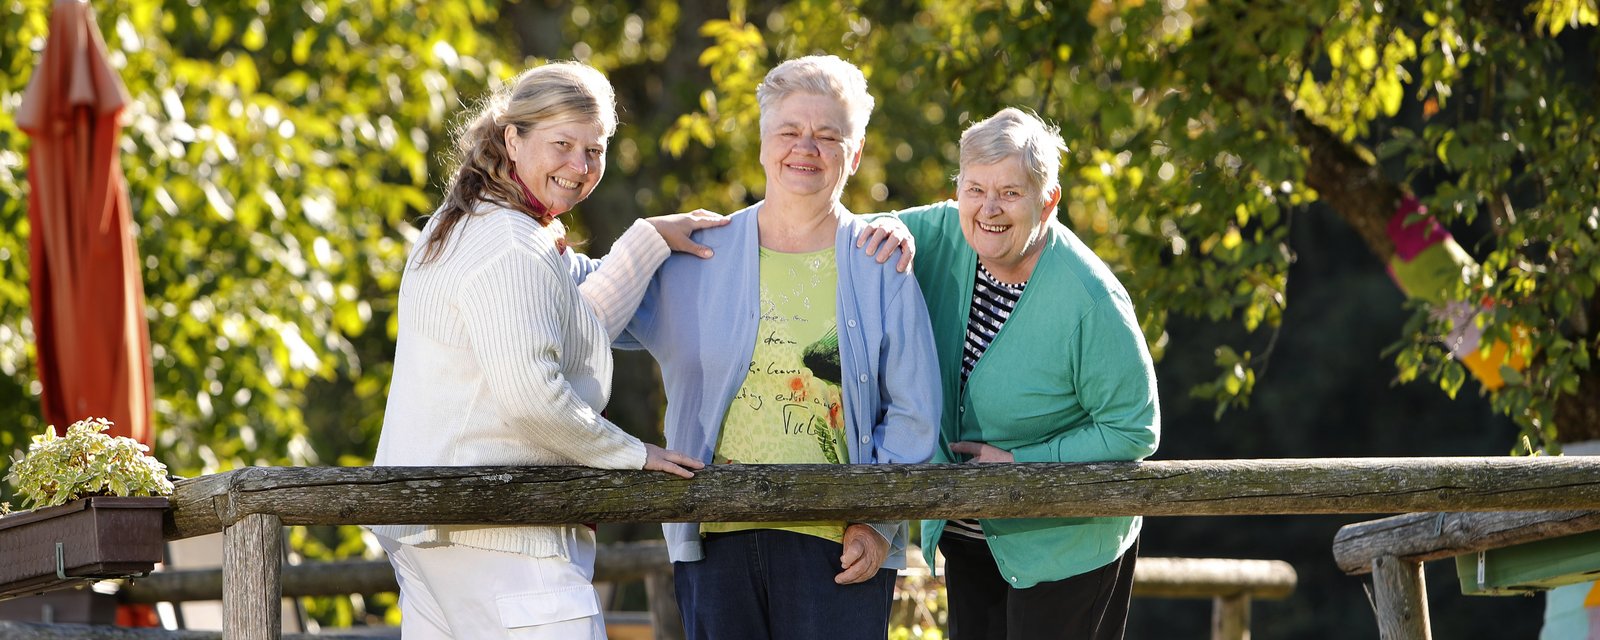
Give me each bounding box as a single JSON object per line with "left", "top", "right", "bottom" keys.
{"left": 1190, "top": 346, "right": 1259, "bottom": 420}
{"left": 0, "top": 0, "right": 1593, "bottom": 530}
{"left": 4, "top": 418, "right": 174, "bottom": 510}
{"left": 0, "top": 0, "right": 503, "bottom": 478}
{"left": 1533, "top": 0, "right": 1600, "bottom": 36}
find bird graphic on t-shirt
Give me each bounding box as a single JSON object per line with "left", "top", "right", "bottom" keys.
{"left": 801, "top": 324, "right": 842, "bottom": 385}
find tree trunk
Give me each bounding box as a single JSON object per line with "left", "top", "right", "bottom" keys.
{"left": 1555, "top": 366, "right": 1600, "bottom": 443}
{"left": 1287, "top": 103, "right": 1600, "bottom": 444}
{"left": 1289, "top": 108, "right": 1401, "bottom": 264}
{"left": 503, "top": 0, "right": 568, "bottom": 60}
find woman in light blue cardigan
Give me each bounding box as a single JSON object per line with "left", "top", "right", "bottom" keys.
{"left": 621, "top": 205, "right": 940, "bottom": 559}
{"left": 617, "top": 56, "right": 940, "bottom": 640}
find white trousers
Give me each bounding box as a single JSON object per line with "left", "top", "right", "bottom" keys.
{"left": 378, "top": 529, "right": 606, "bottom": 640}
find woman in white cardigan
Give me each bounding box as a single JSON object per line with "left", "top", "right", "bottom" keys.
{"left": 369, "top": 62, "right": 722, "bottom": 640}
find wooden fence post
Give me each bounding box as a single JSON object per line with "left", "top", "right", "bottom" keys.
{"left": 1211, "top": 594, "right": 1250, "bottom": 640}
{"left": 1371, "top": 555, "right": 1430, "bottom": 640}
{"left": 644, "top": 567, "right": 685, "bottom": 640}
{"left": 224, "top": 513, "right": 283, "bottom": 640}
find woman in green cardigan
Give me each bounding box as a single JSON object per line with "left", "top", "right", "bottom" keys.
{"left": 870, "top": 108, "right": 1160, "bottom": 639}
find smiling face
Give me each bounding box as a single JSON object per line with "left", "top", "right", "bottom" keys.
{"left": 504, "top": 119, "right": 608, "bottom": 216}
{"left": 956, "top": 155, "right": 1061, "bottom": 282}
{"left": 758, "top": 92, "right": 862, "bottom": 204}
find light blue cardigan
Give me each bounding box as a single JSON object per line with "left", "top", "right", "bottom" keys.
{"left": 616, "top": 202, "right": 941, "bottom": 567}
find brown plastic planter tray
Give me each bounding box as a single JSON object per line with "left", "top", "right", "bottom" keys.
{"left": 0, "top": 496, "right": 168, "bottom": 601}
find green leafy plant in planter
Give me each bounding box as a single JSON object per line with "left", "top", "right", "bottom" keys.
{"left": 0, "top": 418, "right": 174, "bottom": 599}
{"left": 4, "top": 417, "right": 173, "bottom": 513}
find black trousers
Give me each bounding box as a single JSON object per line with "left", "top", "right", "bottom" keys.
{"left": 938, "top": 532, "right": 1138, "bottom": 640}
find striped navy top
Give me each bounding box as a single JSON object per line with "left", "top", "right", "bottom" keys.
{"left": 945, "top": 263, "right": 1028, "bottom": 542}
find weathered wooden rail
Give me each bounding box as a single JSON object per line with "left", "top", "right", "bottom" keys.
{"left": 119, "top": 543, "right": 673, "bottom": 604}
{"left": 1125, "top": 557, "right": 1297, "bottom": 639}
{"left": 137, "top": 458, "right": 1600, "bottom": 638}
{"left": 3, "top": 555, "right": 1293, "bottom": 640}
{"left": 118, "top": 552, "right": 1298, "bottom": 605}
{"left": 111, "top": 548, "right": 1294, "bottom": 640}
{"left": 1333, "top": 510, "right": 1600, "bottom": 639}
{"left": 164, "top": 458, "right": 1600, "bottom": 539}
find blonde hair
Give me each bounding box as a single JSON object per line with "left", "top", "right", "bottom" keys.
{"left": 755, "top": 55, "right": 874, "bottom": 148}
{"left": 958, "top": 108, "right": 1068, "bottom": 207}
{"left": 418, "top": 62, "right": 617, "bottom": 264}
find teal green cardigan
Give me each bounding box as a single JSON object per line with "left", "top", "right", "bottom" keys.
{"left": 895, "top": 201, "right": 1161, "bottom": 589}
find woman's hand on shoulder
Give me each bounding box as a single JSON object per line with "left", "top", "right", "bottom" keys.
{"left": 642, "top": 443, "right": 704, "bottom": 479}
{"left": 856, "top": 216, "right": 915, "bottom": 273}
{"left": 647, "top": 209, "right": 728, "bottom": 259}
{"left": 949, "top": 441, "right": 1014, "bottom": 463}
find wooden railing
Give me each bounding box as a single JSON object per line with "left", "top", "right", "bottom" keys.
{"left": 29, "top": 457, "right": 1600, "bottom": 639}
{"left": 101, "top": 547, "right": 1295, "bottom": 640}
{"left": 1333, "top": 510, "right": 1600, "bottom": 639}
{"left": 162, "top": 458, "right": 1600, "bottom": 540}
{"left": 119, "top": 544, "right": 671, "bottom": 604}
{"left": 0, "top": 553, "right": 1295, "bottom": 640}
{"left": 1120, "top": 556, "right": 1297, "bottom": 638}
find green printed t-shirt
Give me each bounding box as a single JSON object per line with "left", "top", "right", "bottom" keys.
{"left": 703, "top": 247, "right": 849, "bottom": 543}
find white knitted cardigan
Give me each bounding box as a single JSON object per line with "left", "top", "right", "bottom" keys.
{"left": 370, "top": 203, "right": 667, "bottom": 559}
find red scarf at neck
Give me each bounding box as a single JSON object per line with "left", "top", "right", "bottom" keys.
{"left": 509, "top": 170, "right": 551, "bottom": 218}
{"left": 509, "top": 170, "right": 567, "bottom": 253}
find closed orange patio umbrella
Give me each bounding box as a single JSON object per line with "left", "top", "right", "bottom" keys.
{"left": 16, "top": 0, "right": 153, "bottom": 446}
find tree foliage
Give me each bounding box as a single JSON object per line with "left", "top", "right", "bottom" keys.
{"left": 637, "top": 0, "right": 1599, "bottom": 451}
{"left": 5, "top": 0, "right": 1590, "bottom": 471}
{"left": 0, "top": 0, "right": 509, "bottom": 473}
{"left": 2, "top": 0, "right": 513, "bottom": 624}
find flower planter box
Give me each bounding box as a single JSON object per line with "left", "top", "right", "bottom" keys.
{"left": 0, "top": 496, "right": 168, "bottom": 601}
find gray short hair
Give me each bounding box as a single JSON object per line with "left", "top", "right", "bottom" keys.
{"left": 756, "top": 55, "right": 874, "bottom": 147}
{"left": 958, "top": 108, "right": 1068, "bottom": 201}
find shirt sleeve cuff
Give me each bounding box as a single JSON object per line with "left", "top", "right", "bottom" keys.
{"left": 613, "top": 218, "right": 670, "bottom": 266}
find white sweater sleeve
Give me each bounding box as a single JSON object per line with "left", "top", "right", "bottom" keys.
{"left": 458, "top": 246, "right": 648, "bottom": 471}
{"left": 578, "top": 219, "right": 669, "bottom": 340}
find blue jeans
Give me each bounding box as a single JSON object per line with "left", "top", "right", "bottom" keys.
{"left": 674, "top": 529, "right": 897, "bottom": 640}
